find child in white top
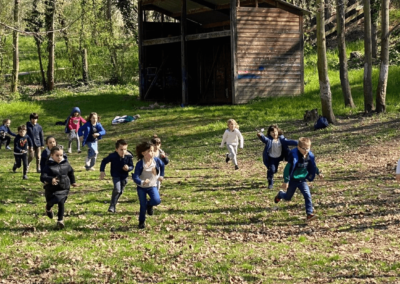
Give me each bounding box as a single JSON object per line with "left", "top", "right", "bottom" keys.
{"left": 220, "top": 119, "right": 244, "bottom": 170}
{"left": 151, "top": 134, "right": 169, "bottom": 190}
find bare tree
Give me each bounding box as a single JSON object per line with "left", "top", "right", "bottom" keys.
{"left": 363, "top": 0, "right": 374, "bottom": 112}
{"left": 376, "top": 0, "right": 390, "bottom": 113}
{"left": 11, "top": 0, "right": 20, "bottom": 93}
{"left": 46, "top": 0, "right": 56, "bottom": 91}
{"left": 336, "top": 0, "right": 355, "bottom": 108}
{"left": 371, "top": 0, "right": 380, "bottom": 58}
{"left": 317, "top": 0, "right": 336, "bottom": 123}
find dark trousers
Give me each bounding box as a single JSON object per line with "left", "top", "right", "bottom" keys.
{"left": 109, "top": 177, "right": 128, "bottom": 210}
{"left": 14, "top": 153, "right": 28, "bottom": 175}
{"left": 0, "top": 136, "right": 10, "bottom": 147}
{"left": 46, "top": 196, "right": 67, "bottom": 221}
{"left": 267, "top": 156, "right": 281, "bottom": 185}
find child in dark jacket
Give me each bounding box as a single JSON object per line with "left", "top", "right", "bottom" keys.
{"left": 42, "top": 146, "right": 77, "bottom": 229}
{"left": 65, "top": 107, "right": 86, "bottom": 154}
{"left": 257, "top": 124, "right": 298, "bottom": 189}
{"left": 151, "top": 134, "right": 169, "bottom": 190}
{"left": 132, "top": 141, "right": 164, "bottom": 229}
{"left": 100, "top": 139, "right": 134, "bottom": 213}
{"left": 0, "top": 119, "right": 17, "bottom": 150}
{"left": 26, "top": 113, "right": 45, "bottom": 173}
{"left": 13, "top": 125, "right": 33, "bottom": 180}
{"left": 274, "top": 137, "right": 323, "bottom": 222}
{"left": 40, "top": 136, "right": 68, "bottom": 183}
{"left": 78, "top": 112, "right": 106, "bottom": 171}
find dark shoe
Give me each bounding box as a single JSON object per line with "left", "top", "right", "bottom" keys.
{"left": 225, "top": 154, "right": 230, "bottom": 163}
{"left": 57, "top": 220, "right": 65, "bottom": 229}
{"left": 235, "top": 165, "right": 239, "bottom": 170}
{"left": 306, "top": 214, "right": 317, "bottom": 222}
{"left": 147, "top": 204, "right": 154, "bottom": 216}
{"left": 23, "top": 175, "right": 28, "bottom": 180}
{"left": 274, "top": 191, "right": 283, "bottom": 204}
{"left": 12, "top": 166, "right": 16, "bottom": 173}
{"left": 138, "top": 221, "right": 145, "bottom": 229}
{"left": 77, "top": 150, "right": 81, "bottom": 154}
{"left": 46, "top": 208, "right": 54, "bottom": 219}
{"left": 108, "top": 207, "right": 115, "bottom": 213}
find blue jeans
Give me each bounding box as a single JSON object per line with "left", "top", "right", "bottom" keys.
{"left": 278, "top": 180, "right": 313, "bottom": 215}
{"left": 85, "top": 141, "right": 98, "bottom": 169}
{"left": 109, "top": 177, "right": 128, "bottom": 210}
{"left": 267, "top": 156, "right": 281, "bottom": 184}
{"left": 137, "top": 186, "right": 161, "bottom": 222}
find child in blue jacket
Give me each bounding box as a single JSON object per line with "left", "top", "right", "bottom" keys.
{"left": 78, "top": 112, "right": 106, "bottom": 171}
{"left": 132, "top": 141, "right": 164, "bottom": 229}
{"left": 100, "top": 139, "right": 134, "bottom": 213}
{"left": 0, "top": 119, "right": 16, "bottom": 150}
{"left": 274, "top": 137, "right": 322, "bottom": 222}
{"left": 26, "top": 113, "right": 45, "bottom": 173}
{"left": 257, "top": 124, "right": 298, "bottom": 189}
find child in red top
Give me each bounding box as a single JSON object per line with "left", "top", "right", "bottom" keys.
{"left": 66, "top": 107, "right": 86, "bottom": 154}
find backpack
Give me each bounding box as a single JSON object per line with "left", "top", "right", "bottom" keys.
{"left": 314, "top": 116, "right": 329, "bottom": 130}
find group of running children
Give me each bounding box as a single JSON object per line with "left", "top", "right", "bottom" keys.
{"left": 1, "top": 112, "right": 368, "bottom": 229}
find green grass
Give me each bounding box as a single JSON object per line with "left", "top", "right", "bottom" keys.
{"left": 0, "top": 81, "right": 400, "bottom": 282}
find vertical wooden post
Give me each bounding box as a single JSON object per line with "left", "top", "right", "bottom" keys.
{"left": 230, "top": 0, "right": 237, "bottom": 104}
{"left": 82, "top": 48, "right": 89, "bottom": 85}
{"left": 11, "top": 0, "right": 20, "bottom": 93}
{"left": 255, "top": 0, "right": 258, "bottom": 8}
{"left": 181, "top": 0, "right": 188, "bottom": 105}
{"left": 299, "top": 15, "right": 304, "bottom": 94}
{"left": 138, "top": 0, "right": 144, "bottom": 100}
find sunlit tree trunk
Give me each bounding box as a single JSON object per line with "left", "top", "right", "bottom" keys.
{"left": 336, "top": 0, "right": 355, "bottom": 108}
{"left": 363, "top": 0, "right": 374, "bottom": 113}
{"left": 11, "top": 0, "right": 20, "bottom": 93}
{"left": 316, "top": 0, "right": 336, "bottom": 123}
{"left": 46, "top": 0, "right": 56, "bottom": 91}
{"left": 376, "top": 0, "right": 390, "bottom": 113}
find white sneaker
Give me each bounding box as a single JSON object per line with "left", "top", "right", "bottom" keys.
{"left": 68, "top": 148, "right": 72, "bottom": 153}
{"left": 6, "top": 146, "right": 11, "bottom": 150}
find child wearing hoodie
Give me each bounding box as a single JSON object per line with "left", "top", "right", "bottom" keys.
{"left": 26, "top": 113, "right": 45, "bottom": 173}
{"left": 42, "top": 146, "right": 77, "bottom": 229}
{"left": 66, "top": 107, "right": 86, "bottom": 154}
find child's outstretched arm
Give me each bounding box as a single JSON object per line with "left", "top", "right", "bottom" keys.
{"left": 99, "top": 154, "right": 111, "bottom": 180}
{"left": 396, "top": 159, "right": 400, "bottom": 183}
{"left": 220, "top": 131, "right": 228, "bottom": 147}
{"left": 237, "top": 130, "right": 244, "bottom": 149}
{"left": 281, "top": 163, "right": 291, "bottom": 190}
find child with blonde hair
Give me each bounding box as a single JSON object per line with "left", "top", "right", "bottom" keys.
{"left": 220, "top": 119, "right": 243, "bottom": 170}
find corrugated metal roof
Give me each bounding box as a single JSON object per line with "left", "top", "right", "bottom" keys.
{"left": 142, "top": 0, "right": 310, "bottom": 17}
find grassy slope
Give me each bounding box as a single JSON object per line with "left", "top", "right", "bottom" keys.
{"left": 1, "top": 58, "right": 400, "bottom": 282}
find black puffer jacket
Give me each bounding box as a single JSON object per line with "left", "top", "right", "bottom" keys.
{"left": 42, "top": 158, "right": 75, "bottom": 199}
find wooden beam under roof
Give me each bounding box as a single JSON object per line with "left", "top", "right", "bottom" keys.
{"left": 142, "top": 30, "right": 231, "bottom": 46}
{"left": 189, "top": 0, "right": 217, "bottom": 10}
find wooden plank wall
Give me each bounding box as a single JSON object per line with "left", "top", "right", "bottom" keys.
{"left": 236, "top": 7, "right": 302, "bottom": 104}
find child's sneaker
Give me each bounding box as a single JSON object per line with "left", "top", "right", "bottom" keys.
{"left": 306, "top": 214, "right": 317, "bottom": 222}
{"left": 46, "top": 207, "right": 54, "bottom": 219}
{"left": 108, "top": 207, "right": 115, "bottom": 213}
{"left": 12, "top": 165, "right": 16, "bottom": 173}
{"left": 23, "top": 175, "right": 28, "bottom": 180}
{"left": 147, "top": 205, "right": 154, "bottom": 216}
{"left": 274, "top": 191, "right": 283, "bottom": 203}
{"left": 225, "top": 154, "right": 230, "bottom": 163}
{"left": 6, "top": 146, "right": 11, "bottom": 150}
{"left": 77, "top": 150, "right": 81, "bottom": 154}
{"left": 138, "top": 221, "right": 145, "bottom": 229}
{"left": 235, "top": 165, "right": 239, "bottom": 170}
{"left": 68, "top": 148, "right": 72, "bottom": 154}
{"left": 57, "top": 220, "right": 65, "bottom": 229}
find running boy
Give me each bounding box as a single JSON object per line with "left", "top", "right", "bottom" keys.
{"left": 13, "top": 125, "right": 33, "bottom": 180}
{"left": 100, "top": 139, "right": 134, "bottom": 213}
{"left": 0, "top": 119, "right": 16, "bottom": 150}
{"left": 26, "top": 113, "right": 45, "bottom": 173}
{"left": 274, "top": 137, "right": 322, "bottom": 222}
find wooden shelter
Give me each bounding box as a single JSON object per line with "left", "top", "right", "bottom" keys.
{"left": 138, "top": 0, "right": 309, "bottom": 104}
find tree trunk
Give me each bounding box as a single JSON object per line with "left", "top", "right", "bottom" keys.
{"left": 363, "top": 0, "right": 374, "bottom": 113}
{"left": 107, "top": 0, "right": 117, "bottom": 71}
{"left": 371, "top": 0, "right": 380, "bottom": 58}
{"left": 11, "top": 0, "right": 20, "bottom": 93}
{"left": 376, "top": 0, "right": 389, "bottom": 113}
{"left": 35, "top": 37, "right": 47, "bottom": 89}
{"left": 316, "top": 0, "right": 336, "bottom": 124}
{"left": 46, "top": 0, "right": 56, "bottom": 91}
{"left": 336, "top": 0, "right": 355, "bottom": 108}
